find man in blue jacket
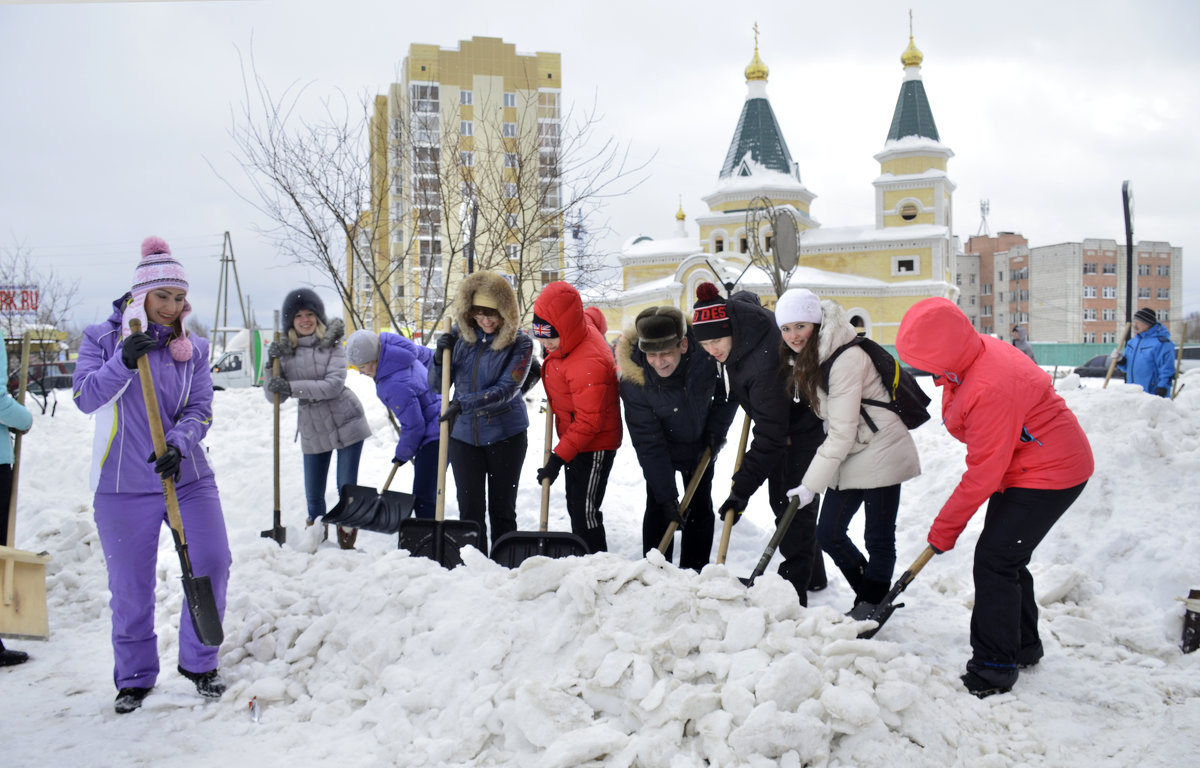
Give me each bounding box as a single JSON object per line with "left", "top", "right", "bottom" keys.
{"left": 1118, "top": 307, "right": 1176, "bottom": 397}
{"left": 617, "top": 306, "right": 737, "bottom": 571}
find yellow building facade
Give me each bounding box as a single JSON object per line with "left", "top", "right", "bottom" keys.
{"left": 610, "top": 34, "right": 957, "bottom": 345}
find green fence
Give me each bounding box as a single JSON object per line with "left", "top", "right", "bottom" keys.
{"left": 880, "top": 343, "right": 1111, "bottom": 369}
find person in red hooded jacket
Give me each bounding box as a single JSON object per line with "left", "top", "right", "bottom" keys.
{"left": 532, "top": 282, "right": 622, "bottom": 553}
{"left": 896, "top": 297, "right": 1093, "bottom": 699}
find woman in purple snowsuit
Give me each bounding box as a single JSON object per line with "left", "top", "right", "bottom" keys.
{"left": 72, "top": 237, "right": 231, "bottom": 714}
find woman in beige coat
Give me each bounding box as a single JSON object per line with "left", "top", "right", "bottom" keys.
{"left": 775, "top": 289, "right": 920, "bottom": 614}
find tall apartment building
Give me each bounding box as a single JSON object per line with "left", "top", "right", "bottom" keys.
{"left": 958, "top": 234, "right": 1183, "bottom": 343}
{"left": 959, "top": 232, "right": 1028, "bottom": 335}
{"left": 352, "top": 37, "right": 564, "bottom": 335}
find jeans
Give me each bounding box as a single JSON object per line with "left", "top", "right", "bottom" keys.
{"left": 302, "top": 440, "right": 364, "bottom": 522}
{"left": 817, "top": 484, "right": 902, "bottom": 585}
{"left": 411, "top": 439, "right": 440, "bottom": 520}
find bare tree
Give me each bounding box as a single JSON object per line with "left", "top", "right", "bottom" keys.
{"left": 220, "top": 49, "right": 647, "bottom": 341}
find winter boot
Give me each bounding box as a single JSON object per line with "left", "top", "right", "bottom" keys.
{"left": 1017, "top": 641, "right": 1044, "bottom": 669}
{"left": 114, "top": 687, "right": 152, "bottom": 714}
{"left": 0, "top": 640, "right": 28, "bottom": 667}
{"left": 178, "top": 665, "right": 226, "bottom": 699}
{"left": 846, "top": 578, "right": 891, "bottom": 620}
{"left": 962, "top": 660, "right": 1017, "bottom": 698}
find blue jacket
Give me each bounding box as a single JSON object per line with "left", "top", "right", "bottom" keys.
{"left": 73, "top": 295, "right": 215, "bottom": 492}
{"left": 429, "top": 324, "right": 532, "bottom": 447}
{"left": 374, "top": 332, "right": 440, "bottom": 463}
{"left": 0, "top": 330, "right": 33, "bottom": 466}
{"left": 1122, "top": 323, "right": 1176, "bottom": 395}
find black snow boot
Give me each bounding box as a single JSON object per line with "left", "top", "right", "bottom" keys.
{"left": 115, "top": 687, "right": 152, "bottom": 714}
{"left": 0, "top": 639, "right": 29, "bottom": 667}
{"left": 178, "top": 665, "right": 226, "bottom": 699}
{"left": 962, "top": 660, "right": 1017, "bottom": 698}
{"left": 838, "top": 558, "right": 867, "bottom": 595}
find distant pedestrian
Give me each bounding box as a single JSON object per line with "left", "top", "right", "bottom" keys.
{"left": 265, "top": 288, "right": 371, "bottom": 527}
{"left": 345, "top": 329, "right": 440, "bottom": 519}
{"left": 617, "top": 306, "right": 737, "bottom": 570}
{"left": 1011, "top": 326, "right": 1037, "bottom": 363}
{"left": 897, "top": 297, "right": 1094, "bottom": 698}
{"left": 532, "top": 282, "right": 622, "bottom": 553}
{"left": 1116, "top": 307, "right": 1176, "bottom": 396}
{"left": 428, "top": 271, "right": 535, "bottom": 553}
{"left": 0, "top": 328, "right": 33, "bottom": 668}
{"left": 72, "top": 236, "right": 231, "bottom": 713}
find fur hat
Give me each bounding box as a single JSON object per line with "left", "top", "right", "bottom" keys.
{"left": 774, "top": 288, "right": 822, "bottom": 328}
{"left": 345, "top": 330, "right": 381, "bottom": 367}
{"left": 121, "top": 236, "right": 193, "bottom": 362}
{"left": 635, "top": 306, "right": 685, "bottom": 353}
{"left": 282, "top": 288, "right": 327, "bottom": 331}
{"left": 691, "top": 282, "right": 731, "bottom": 341}
{"left": 1134, "top": 307, "right": 1158, "bottom": 327}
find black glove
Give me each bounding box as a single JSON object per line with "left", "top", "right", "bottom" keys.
{"left": 121, "top": 332, "right": 156, "bottom": 370}
{"left": 266, "top": 377, "right": 291, "bottom": 396}
{"left": 929, "top": 543, "right": 945, "bottom": 555}
{"left": 536, "top": 454, "right": 565, "bottom": 486}
{"left": 661, "top": 498, "right": 685, "bottom": 527}
{"left": 435, "top": 331, "right": 456, "bottom": 361}
{"left": 392, "top": 458, "right": 407, "bottom": 469}
{"left": 147, "top": 444, "right": 182, "bottom": 481}
{"left": 1155, "top": 388, "right": 1168, "bottom": 397}
{"left": 718, "top": 493, "right": 746, "bottom": 525}
{"left": 439, "top": 399, "right": 463, "bottom": 424}
{"left": 706, "top": 432, "right": 726, "bottom": 458}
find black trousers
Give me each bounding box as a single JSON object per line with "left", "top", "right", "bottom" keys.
{"left": 563, "top": 449, "right": 615, "bottom": 554}
{"left": 765, "top": 443, "right": 822, "bottom": 606}
{"left": 641, "top": 457, "right": 715, "bottom": 572}
{"left": 448, "top": 432, "right": 528, "bottom": 554}
{"left": 971, "top": 482, "right": 1087, "bottom": 667}
{"left": 0, "top": 463, "right": 11, "bottom": 547}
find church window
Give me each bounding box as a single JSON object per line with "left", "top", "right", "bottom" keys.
{"left": 899, "top": 202, "right": 919, "bottom": 221}
{"left": 892, "top": 256, "right": 920, "bottom": 276}
{"left": 739, "top": 236, "right": 749, "bottom": 254}
{"left": 714, "top": 238, "right": 724, "bottom": 253}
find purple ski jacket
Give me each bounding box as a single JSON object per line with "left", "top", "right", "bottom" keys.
{"left": 375, "top": 332, "right": 440, "bottom": 464}
{"left": 73, "top": 295, "right": 215, "bottom": 493}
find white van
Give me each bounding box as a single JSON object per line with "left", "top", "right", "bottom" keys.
{"left": 210, "top": 328, "right": 270, "bottom": 390}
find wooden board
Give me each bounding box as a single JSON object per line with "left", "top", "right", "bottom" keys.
{"left": 0, "top": 545, "right": 50, "bottom": 640}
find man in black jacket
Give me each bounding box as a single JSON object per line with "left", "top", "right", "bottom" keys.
{"left": 692, "top": 282, "right": 827, "bottom": 602}
{"left": 618, "top": 306, "right": 737, "bottom": 571}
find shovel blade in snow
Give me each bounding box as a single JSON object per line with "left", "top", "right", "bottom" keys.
{"left": 489, "top": 531, "right": 590, "bottom": 568}
{"left": 325, "top": 484, "right": 416, "bottom": 535}
{"left": 853, "top": 601, "right": 903, "bottom": 640}
{"left": 398, "top": 518, "right": 481, "bottom": 569}
{"left": 182, "top": 572, "right": 224, "bottom": 647}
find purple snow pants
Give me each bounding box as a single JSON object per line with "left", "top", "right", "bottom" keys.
{"left": 93, "top": 478, "right": 231, "bottom": 690}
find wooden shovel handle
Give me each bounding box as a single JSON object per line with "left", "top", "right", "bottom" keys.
{"left": 657, "top": 447, "right": 713, "bottom": 554}
{"left": 716, "top": 411, "right": 752, "bottom": 565}
{"left": 3, "top": 335, "right": 30, "bottom": 604}
{"left": 272, "top": 330, "right": 281, "bottom": 511}
{"left": 1103, "top": 322, "right": 1131, "bottom": 388}
{"left": 129, "top": 320, "right": 187, "bottom": 544}
{"left": 540, "top": 406, "right": 553, "bottom": 532}
{"left": 435, "top": 319, "right": 453, "bottom": 523}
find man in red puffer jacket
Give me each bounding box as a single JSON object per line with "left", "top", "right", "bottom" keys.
{"left": 532, "top": 282, "right": 622, "bottom": 553}
{"left": 897, "top": 297, "right": 1094, "bottom": 699}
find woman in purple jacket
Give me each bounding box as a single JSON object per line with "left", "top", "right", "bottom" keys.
{"left": 345, "top": 329, "right": 441, "bottom": 519}
{"left": 72, "top": 237, "right": 231, "bottom": 714}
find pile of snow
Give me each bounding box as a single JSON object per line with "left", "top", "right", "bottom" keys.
{"left": 3, "top": 371, "right": 1198, "bottom": 766}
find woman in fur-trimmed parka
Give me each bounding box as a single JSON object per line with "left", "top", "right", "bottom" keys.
{"left": 776, "top": 289, "right": 920, "bottom": 615}
{"left": 265, "top": 288, "right": 371, "bottom": 525}
{"left": 428, "top": 271, "right": 535, "bottom": 552}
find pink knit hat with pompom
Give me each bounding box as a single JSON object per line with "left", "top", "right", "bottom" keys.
{"left": 121, "top": 236, "right": 194, "bottom": 362}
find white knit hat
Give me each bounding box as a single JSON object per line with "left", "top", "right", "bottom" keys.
{"left": 122, "top": 236, "right": 194, "bottom": 362}
{"left": 774, "top": 288, "right": 822, "bottom": 328}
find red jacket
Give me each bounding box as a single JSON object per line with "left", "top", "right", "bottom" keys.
{"left": 534, "top": 282, "right": 622, "bottom": 461}
{"left": 896, "top": 298, "right": 1094, "bottom": 552}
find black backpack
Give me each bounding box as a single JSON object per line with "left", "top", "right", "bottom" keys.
{"left": 819, "top": 337, "right": 931, "bottom": 432}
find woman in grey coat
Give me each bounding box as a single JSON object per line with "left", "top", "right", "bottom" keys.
{"left": 266, "top": 289, "right": 372, "bottom": 525}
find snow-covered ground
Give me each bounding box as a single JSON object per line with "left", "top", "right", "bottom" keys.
{"left": 3, "top": 367, "right": 1198, "bottom": 767}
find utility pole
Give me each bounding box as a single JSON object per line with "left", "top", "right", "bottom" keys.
{"left": 212, "top": 231, "right": 249, "bottom": 361}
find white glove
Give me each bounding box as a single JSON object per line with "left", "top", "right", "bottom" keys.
{"left": 1110, "top": 349, "right": 1121, "bottom": 362}
{"left": 787, "top": 484, "right": 816, "bottom": 507}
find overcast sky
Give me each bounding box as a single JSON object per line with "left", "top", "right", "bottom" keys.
{"left": 2, "top": 0, "right": 1197, "bottom": 335}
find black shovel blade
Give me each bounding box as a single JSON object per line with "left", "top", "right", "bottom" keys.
{"left": 854, "top": 601, "right": 904, "bottom": 639}
{"left": 326, "top": 485, "right": 416, "bottom": 534}
{"left": 490, "top": 531, "right": 590, "bottom": 568}
{"left": 398, "top": 518, "right": 482, "bottom": 568}
{"left": 182, "top": 572, "right": 224, "bottom": 647}
{"left": 260, "top": 509, "right": 286, "bottom": 545}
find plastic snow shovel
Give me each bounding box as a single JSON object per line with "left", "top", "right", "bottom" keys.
{"left": 490, "top": 408, "right": 590, "bottom": 567}
{"left": 130, "top": 319, "right": 223, "bottom": 647}
{"left": 715, "top": 413, "right": 752, "bottom": 565}
{"left": 853, "top": 545, "right": 936, "bottom": 639}
{"left": 397, "top": 321, "right": 481, "bottom": 567}
{"left": 739, "top": 494, "right": 803, "bottom": 587}
{"left": 655, "top": 448, "right": 713, "bottom": 555}
{"left": 325, "top": 462, "right": 415, "bottom": 535}
{"left": 260, "top": 318, "right": 286, "bottom": 545}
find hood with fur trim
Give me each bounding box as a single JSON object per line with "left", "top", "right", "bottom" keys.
{"left": 453, "top": 271, "right": 520, "bottom": 350}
